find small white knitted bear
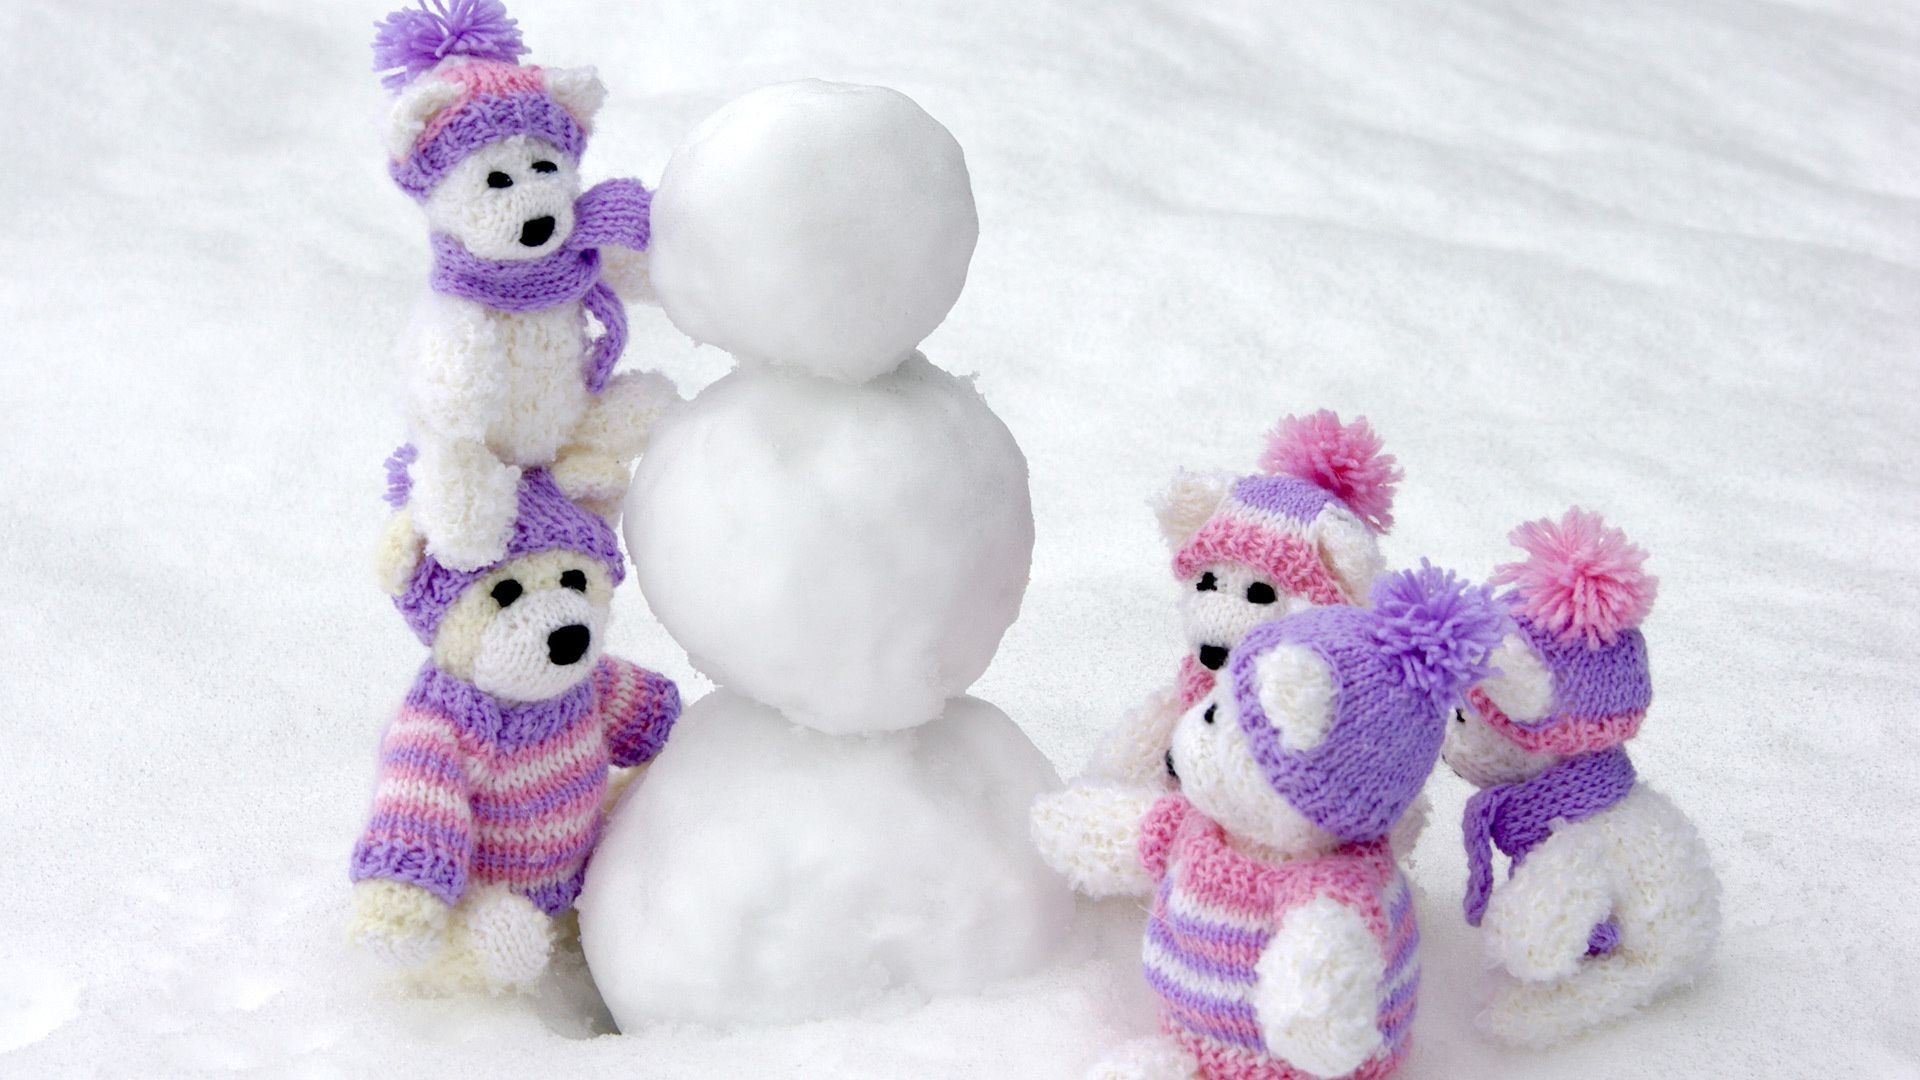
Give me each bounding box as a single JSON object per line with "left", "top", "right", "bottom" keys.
{"left": 373, "top": 1, "right": 675, "bottom": 570}
{"left": 1033, "top": 413, "right": 1406, "bottom": 897}
{"left": 1075, "top": 566, "right": 1502, "bottom": 1080}
{"left": 1443, "top": 509, "right": 1718, "bottom": 1046}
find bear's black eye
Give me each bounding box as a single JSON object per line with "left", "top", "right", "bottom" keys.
{"left": 1455, "top": 709, "right": 1467, "bottom": 724}
{"left": 1196, "top": 572, "right": 1218, "bottom": 592}
{"left": 560, "top": 569, "right": 587, "bottom": 592}
{"left": 530, "top": 160, "right": 558, "bottom": 174}
{"left": 1246, "top": 582, "right": 1277, "bottom": 605}
{"left": 491, "top": 579, "right": 523, "bottom": 607}
{"left": 1203, "top": 705, "right": 1216, "bottom": 725}
{"left": 487, "top": 171, "right": 513, "bottom": 189}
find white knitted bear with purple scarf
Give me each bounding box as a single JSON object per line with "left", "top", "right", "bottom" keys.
{"left": 1442, "top": 509, "right": 1718, "bottom": 1046}
{"left": 373, "top": 0, "right": 676, "bottom": 571}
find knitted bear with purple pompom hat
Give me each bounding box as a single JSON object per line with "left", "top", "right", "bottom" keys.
{"left": 1441, "top": 508, "right": 1719, "bottom": 1047}
{"left": 1034, "top": 411, "right": 1409, "bottom": 901}
{"left": 372, "top": 0, "right": 676, "bottom": 573}
{"left": 350, "top": 461, "right": 681, "bottom": 995}
{"left": 1084, "top": 564, "right": 1503, "bottom": 1080}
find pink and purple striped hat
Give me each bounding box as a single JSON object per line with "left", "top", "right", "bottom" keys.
{"left": 384, "top": 450, "right": 625, "bottom": 643}
{"left": 372, "top": 0, "right": 593, "bottom": 198}
{"left": 1466, "top": 508, "right": 1659, "bottom": 755}
{"left": 1171, "top": 411, "right": 1402, "bottom": 605}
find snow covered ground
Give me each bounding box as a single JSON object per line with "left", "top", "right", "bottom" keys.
{"left": 4, "top": 0, "right": 1917, "bottom": 1076}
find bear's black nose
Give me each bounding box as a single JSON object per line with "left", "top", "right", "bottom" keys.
{"left": 1164, "top": 749, "right": 1178, "bottom": 782}
{"left": 547, "top": 624, "right": 590, "bottom": 665}
{"left": 519, "top": 215, "right": 556, "bottom": 247}
{"left": 1198, "top": 644, "right": 1228, "bottom": 671}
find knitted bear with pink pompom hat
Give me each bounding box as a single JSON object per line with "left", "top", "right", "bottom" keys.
{"left": 1442, "top": 508, "right": 1719, "bottom": 1048}
{"left": 370, "top": 0, "right": 676, "bottom": 575}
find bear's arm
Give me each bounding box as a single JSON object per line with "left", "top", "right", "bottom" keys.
{"left": 1482, "top": 827, "right": 1614, "bottom": 982}
{"left": 593, "top": 657, "right": 681, "bottom": 768}
{"left": 1253, "top": 896, "right": 1388, "bottom": 1078}
{"left": 1028, "top": 780, "right": 1161, "bottom": 898}
{"left": 348, "top": 706, "right": 474, "bottom": 906}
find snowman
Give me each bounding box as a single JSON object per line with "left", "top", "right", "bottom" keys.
{"left": 576, "top": 80, "right": 1074, "bottom": 1027}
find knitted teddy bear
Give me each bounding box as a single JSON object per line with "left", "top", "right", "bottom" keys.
{"left": 1081, "top": 564, "right": 1504, "bottom": 1080}
{"left": 348, "top": 463, "right": 680, "bottom": 993}
{"left": 1032, "top": 412, "right": 1405, "bottom": 896}
{"left": 372, "top": 0, "right": 676, "bottom": 571}
{"left": 1442, "top": 508, "right": 1718, "bottom": 1046}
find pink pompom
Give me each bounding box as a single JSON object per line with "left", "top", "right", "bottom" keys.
{"left": 1259, "top": 411, "right": 1403, "bottom": 532}
{"left": 1491, "top": 508, "right": 1658, "bottom": 647}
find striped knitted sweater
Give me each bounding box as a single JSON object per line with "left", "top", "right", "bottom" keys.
{"left": 350, "top": 656, "right": 679, "bottom": 915}
{"left": 1138, "top": 796, "right": 1417, "bottom": 1080}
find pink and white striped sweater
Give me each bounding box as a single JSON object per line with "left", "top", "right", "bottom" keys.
{"left": 1138, "top": 796, "right": 1418, "bottom": 1080}
{"left": 351, "top": 656, "right": 679, "bottom": 914}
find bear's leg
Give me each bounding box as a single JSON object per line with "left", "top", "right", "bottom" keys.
{"left": 409, "top": 439, "right": 521, "bottom": 572}
{"left": 401, "top": 885, "right": 555, "bottom": 996}
{"left": 553, "top": 370, "right": 680, "bottom": 519}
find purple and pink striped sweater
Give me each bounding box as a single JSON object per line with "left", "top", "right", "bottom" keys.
{"left": 350, "top": 656, "right": 679, "bottom": 915}
{"left": 1138, "top": 796, "right": 1417, "bottom": 1080}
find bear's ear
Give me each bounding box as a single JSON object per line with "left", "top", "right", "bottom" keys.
{"left": 1151, "top": 468, "right": 1231, "bottom": 552}
{"left": 1479, "top": 631, "right": 1554, "bottom": 722}
{"left": 386, "top": 77, "right": 467, "bottom": 161}
{"left": 1251, "top": 643, "right": 1338, "bottom": 753}
{"left": 545, "top": 66, "right": 607, "bottom": 129}
{"left": 1313, "top": 504, "right": 1387, "bottom": 605}
{"left": 374, "top": 508, "right": 426, "bottom": 596}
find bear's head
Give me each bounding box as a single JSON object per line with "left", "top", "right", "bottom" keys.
{"left": 377, "top": 463, "right": 625, "bottom": 702}
{"left": 374, "top": 0, "right": 607, "bottom": 257}
{"left": 1442, "top": 507, "right": 1658, "bottom": 788}
{"left": 1168, "top": 564, "right": 1502, "bottom": 854}
{"left": 1154, "top": 412, "right": 1400, "bottom": 674}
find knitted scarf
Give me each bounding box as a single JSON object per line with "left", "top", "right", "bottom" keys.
{"left": 1461, "top": 746, "right": 1636, "bottom": 940}
{"left": 427, "top": 177, "right": 650, "bottom": 394}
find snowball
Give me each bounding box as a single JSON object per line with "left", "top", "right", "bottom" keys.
{"left": 622, "top": 356, "right": 1033, "bottom": 733}
{"left": 647, "top": 80, "right": 979, "bottom": 383}
{"left": 576, "top": 689, "right": 1075, "bottom": 1027}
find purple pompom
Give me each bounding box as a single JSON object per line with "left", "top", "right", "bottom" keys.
{"left": 1369, "top": 560, "right": 1505, "bottom": 704}
{"left": 372, "top": 0, "right": 528, "bottom": 92}
{"left": 383, "top": 444, "right": 418, "bottom": 508}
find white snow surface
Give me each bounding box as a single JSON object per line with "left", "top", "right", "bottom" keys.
{"left": 3, "top": 1, "right": 1918, "bottom": 1078}
{"left": 579, "top": 691, "right": 1073, "bottom": 1026}
{"left": 649, "top": 80, "right": 979, "bottom": 382}
{"left": 626, "top": 354, "right": 1033, "bottom": 733}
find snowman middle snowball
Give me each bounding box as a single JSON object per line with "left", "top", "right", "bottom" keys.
{"left": 578, "top": 80, "right": 1072, "bottom": 1027}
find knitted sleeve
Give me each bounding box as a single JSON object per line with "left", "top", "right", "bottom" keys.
{"left": 348, "top": 704, "right": 473, "bottom": 906}
{"left": 1138, "top": 794, "right": 1193, "bottom": 882}
{"left": 594, "top": 656, "right": 681, "bottom": 768}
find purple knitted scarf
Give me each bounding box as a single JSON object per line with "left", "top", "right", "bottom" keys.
{"left": 1462, "top": 746, "right": 1636, "bottom": 947}
{"left": 428, "top": 177, "right": 650, "bottom": 394}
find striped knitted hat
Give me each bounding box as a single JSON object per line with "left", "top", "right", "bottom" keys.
{"left": 373, "top": 0, "right": 593, "bottom": 198}
{"left": 1467, "top": 508, "right": 1658, "bottom": 756}
{"left": 1170, "top": 411, "right": 1402, "bottom": 606}
{"left": 1227, "top": 563, "right": 1504, "bottom": 842}
{"left": 384, "top": 451, "right": 625, "bottom": 643}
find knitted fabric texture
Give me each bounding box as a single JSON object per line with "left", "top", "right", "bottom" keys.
{"left": 1460, "top": 745, "right": 1636, "bottom": 928}
{"left": 429, "top": 177, "right": 651, "bottom": 392}
{"left": 1171, "top": 412, "right": 1401, "bottom": 602}
{"left": 1478, "top": 507, "right": 1657, "bottom": 754}
{"left": 350, "top": 656, "right": 679, "bottom": 914}
{"left": 1138, "top": 796, "right": 1415, "bottom": 1080}
{"left": 386, "top": 463, "right": 625, "bottom": 643}
{"left": 1227, "top": 567, "right": 1502, "bottom": 842}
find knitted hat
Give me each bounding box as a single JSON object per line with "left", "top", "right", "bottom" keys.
{"left": 1170, "top": 411, "right": 1403, "bottom": 605}
{"left": 384, "top": 449, "right": 625, "bottom": 643}
{"left": 373, "top": 0, "right": 593, "bottom": 198}
{"left": 1467, "top": 507, "right": 1658, "bottom": 756}
{"left": 1227, "top": 562, "right": 1504, "bottom": 842}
